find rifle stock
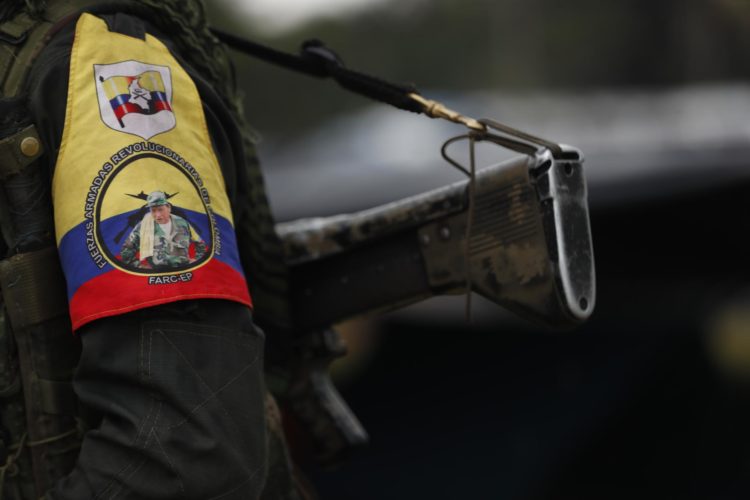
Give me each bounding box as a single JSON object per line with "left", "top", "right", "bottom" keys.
{"left": 277, "top": 145, "right": 595, "bottom": 330}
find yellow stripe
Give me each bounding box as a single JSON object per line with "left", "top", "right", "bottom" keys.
{"left": 138, "top": 71, "right": 165, "bottom": 92}
{"left": 102, "top": 76, "right": 131, "bottom": 100}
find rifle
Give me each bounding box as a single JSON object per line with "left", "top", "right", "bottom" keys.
{"left": 216, "top": 31, "right": 595, "bottom": 466}
{"left": 270, "top": 124, "right": 594, "bottom": 465}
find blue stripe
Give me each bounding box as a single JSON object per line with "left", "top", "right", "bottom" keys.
{"left": 59, "top": 208, "right": 245, "bottom": 299}
{"left": 108, "top": 92, "right": 169, "bottom": 115}
{"left": 58, "top": 223, "right": 114, "bottom": 300}
{"left": 109, "top": 94, "right": 130, "bottom": 109}
{"left": 212, "top": 213, "right": 244, "bottom": 277}
{"left": 151, "top": 91, "right": 168, "bottom": 103}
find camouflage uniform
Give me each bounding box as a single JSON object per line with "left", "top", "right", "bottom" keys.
{"left": 121, "top": 214, "right": 207, "bottom": 268}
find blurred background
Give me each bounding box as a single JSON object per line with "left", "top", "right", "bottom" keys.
{"left": 208, "top": 1, "right": 750, "bottom": 498}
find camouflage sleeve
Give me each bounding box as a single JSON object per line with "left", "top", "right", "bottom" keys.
{"left": 120, "top": 223, "right": 141, "bottom": 266}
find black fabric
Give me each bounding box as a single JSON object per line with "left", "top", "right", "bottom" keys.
{"left": 48, "top": 300, "right": 267, "bottom": 500}
{"left": 0, "top": 97, "right": 31, "bottom": 136}
{"left": 107, "top": 12, "right": 146, "bottom": 40}
{"left": 24, "top": 20, "right": 74, "bottom": 179}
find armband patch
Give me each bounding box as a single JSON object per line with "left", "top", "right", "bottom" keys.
{"left": 53, "top": 14, "right": 252, "bottom": 330}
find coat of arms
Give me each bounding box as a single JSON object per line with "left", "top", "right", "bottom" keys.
{"left": 94, "top": 60, "right": 175, "bottom": 140}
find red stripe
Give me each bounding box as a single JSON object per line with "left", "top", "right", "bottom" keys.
{"left": 69, "top": 259, "right": 252, "bottom": 331}
{"left": 113, "top": 102, "right": 143, "bottom": 119}
{"left": 154, "top": 101, "right": 171, "bottom": 112}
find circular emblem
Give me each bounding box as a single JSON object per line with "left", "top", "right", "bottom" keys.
{"left": 93, "top": 152, "right": 214, "bottom": 275}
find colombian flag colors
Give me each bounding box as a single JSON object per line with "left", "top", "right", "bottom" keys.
{"left": 53, "top": 14, "right": 252, "bottom": 330}
{"left": 99, "top": 71, "right": 172, "bottom": 126}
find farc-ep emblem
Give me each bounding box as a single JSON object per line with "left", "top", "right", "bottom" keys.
{"left": 94, "top": 60, "right": 175, "bottom": 140}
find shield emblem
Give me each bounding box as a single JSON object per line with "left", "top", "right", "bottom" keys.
{"left": 94, "top": 60, "right": 176, "bottom": 140}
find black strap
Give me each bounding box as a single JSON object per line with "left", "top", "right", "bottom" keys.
{"left": 211, "top": 29, "right": 572, "bottom": 157}
{"left": 211, "top": 28, "right": 424, "bottom": 114}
